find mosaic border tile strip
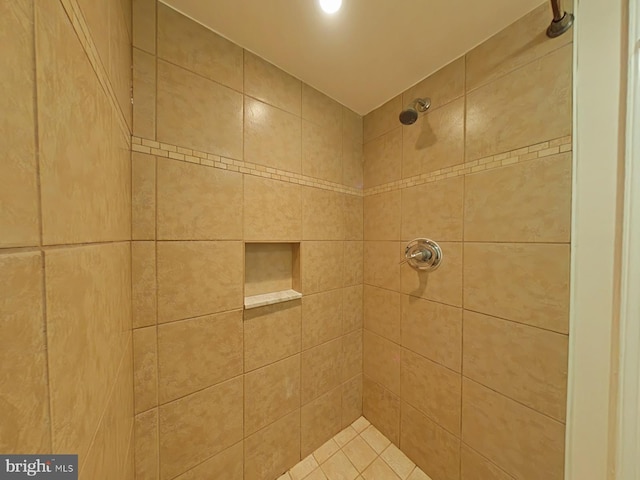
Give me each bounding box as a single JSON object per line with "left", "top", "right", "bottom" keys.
{"left": 131, "top": 136, "right": 363, "bottom": 196}
{"left": 60, "top": 0, "right": 132, "bottom": 148}
{"left": 364, "top": 135, "right": 572, "bottom": 196}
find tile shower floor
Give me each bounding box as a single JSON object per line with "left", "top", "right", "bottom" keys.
{"left": 279, "top": 417, "right": 432, "bottom": 480}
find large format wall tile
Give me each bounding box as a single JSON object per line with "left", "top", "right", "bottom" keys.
{"left": 301, "top": 387, "right": 342, "bottom": 456}
{"left": 466, "top": 3, "right": 572, "bottom": 91}
{"left": 157, "top": 3, "right": 243, "bottom": 90}
{"left": 364, "top": 285, "right": 401, "bottom": 343}
{"left": 462, "top": 379, "right": 565, "bottom": 480}
{"left": 45, "top": 243, "right": 131, "bottom": 460}
{"left": 157, "top": 310, "right": 243, "bottom": 403}
{"left": 343, "top": 285, "right": 364, "bottom": 334}
{"left": 364, "top": 241, "right": 401, "bottom": 291}
{"left": 464, "top": 153, "right": 572, "bottom": 242}
{"left": 364, "top": 95, "right": 402, "bottom": 143}
{"left": 466, "top": 45, "right": 572, "bottom": 161}
{"left": 342, "top": 329, "right": 363, "bottom": 382}
{"left": 463, "top": 310, "right": 568, "bottom": 421}
{"left": 133, "top": 0, "right": 155, "bottom": 54}
{"left": 157, "top": 60, "right": 243, "bottom": 158}
{"left": 363, "top": 377, "right": 400, "bottom": 445}
{"left": 401, "top": 403, "right": 460, "bottom": 480}
{"left": 132, "top": 241, "right": 156, "bottom": 328}
{"left": 302, "top": 84, "right": 343, "bottom": 129}
{"left": 244, "top": 355, "right": 301, "bottom": 435}
{"left": 363, "top": 331, "right": 401, "bottom": 395}
{"left": 133, "top": 48, "right": 156, "bottom": 138}
{"left": 363, "top": 128, "right": 402, "bottom": 188}
{"left": 244, "top": 301, "right": 302, "bottom": 371}
{"left": 157, "top": 158, "right": 242, "bottom": 240}
{"left": 157, "top": 241, "right": 243, "bottom": 322}
{"left": 0, "top": 252, "right": 50, "bottom": 453}
{"left": 401, "top": 176, "right": 464, "bottom": 241}
{"left": 302, "top": 120, "right": 343, "bottom": 184}
{"left": 159, "top": 377, "right": 243, "bottom": 480}
{"left": 402, "top": 98, "right": 465, "bottom": 176}
{"left": 244, "top": 51, "right": 301, "bottom": 115}
{"left": 0, "top": 0, "right": 39, "bottom": 248}
{"left": 403, "top": 58, "right": 465, "bottom": 113}
{"left": 401, "top": 295, "right": 462, "bottom": 372}
{"left": 464, "top": 243, "right": 570, "bottom": 333}
{"left": 244, "top": 176, "right": 302, "bottom": 241}
{"left": 133, "top": 326, "right": 157, "bottom": 414}
{"left": 401, "top": 349, "right": 461, "bottom": 435}
{"left": 364, "top": 190, "right": 401, "bottom": 241}
{"left": 174, "top": 443, "right": 243, "bottom": 480}
{"left": 108, "top": 0, "right": 133, "bottom": 127}
{"left": 344, "top": 241, "right": 364, "bottom": 287}
{"left": 135, "top": 409, "right": 158, "bottom": 480}
{"left": 244, "top": 97, "right": 302, "bottom": 172}
{"left": 344, "top": 194, "right": 364, "bottom": 241}
{"left": 131, "top": 153, "right": 156, "bottom": 240}
{"left": 343, "top": 108, "right": 364, "bottom": 189}
{"left": 460, "top": 445, "right": 514, "bottom": 480}
{"left": 302, "top": 290, "right": 343, "bottom": 349}
{"left": 302, "top": 241, "right": 344, "bottom": 294}
{"left": 37, "top": 0, "right": 130, "bottom": 245}
{"left": 301, "top": 338, "right": 343, "bottom": 403}
{"left": 303, "top": 187, "right": 344, "bottom": 240}
{"left": 245, "top": 412, "right": 300, "bottom": 480}
{"left": 342, "top": 375, "right": 364, "bottom": 428}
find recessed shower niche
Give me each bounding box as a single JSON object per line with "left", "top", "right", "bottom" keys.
{"left": 244, "top": 243, "right": 301, "bottom": 309}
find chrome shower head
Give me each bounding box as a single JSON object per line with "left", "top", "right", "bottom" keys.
{"left": 399, "top": 98, "right": 431, "bottom": 125}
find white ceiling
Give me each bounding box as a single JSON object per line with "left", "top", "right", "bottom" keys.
{"left": 163, "top": 0, "right": 547, "bottom": 115}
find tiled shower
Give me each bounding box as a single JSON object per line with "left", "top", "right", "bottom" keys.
{"left": 0, "top": 1, "right": 571, "bottom": 480}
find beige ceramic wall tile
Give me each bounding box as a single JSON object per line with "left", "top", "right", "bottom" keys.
{"left": 344, "top": 194, "right": 364, "bottom": 241}
{"left": 157, "top": 3, "right": 242, "bottom": 90}
{"left": 402, "top": 98, "right": 465, "bottom": 177}
{"left": 463, "top": 243, "right": 570, "bottom": 333}
{"left": 401, "top": 176, "right": 464, "bottom": 241}
{"left": 157, "top": 158, "right": 242, "bottom": 240}
{"left": 364, "top": 190, "right": 401, "bottom": 241}
{"left": 245, "top": 355, "right": 301, "bottom": 435}
{"left": 466, "top": 3, "right": 572, "bottom": 91}
{"left": 363, "top": 128, "right": 402, "bottom": 188}
{"left": 466, "top": 45, "right": 572, "bottom": 161}
{"left": 362, "top": 377, "right": 400, "bottom": 445}
{"left": 157, "top": 241, "right": 243, "bottom": 322}
{"left": 343, "top": 285, "right": 364, "bottom": 334}
{"left": 133, "top": 0, "right": 155, "bottom": 54}
{"left": 464, "top": 153, "right": 572, "bottom": 242}
{"left": 132, "top": 241, "right": 156, "bottom": 328}
{"left": 301, "top": 338, "right": 343, "bottom": 403}
{"left": 245, "top": 97, "right": 302, "bottom": 174}
{"left": 343, "top": 329, "right": 363, "bottom": 381}
{"left": 401, "top": 295, "right": 462, "bottom": 372}
{"left": 0, "top": 0, "right": 39, "bottom": 248}
{"left": 132, "top": 152, "right": 156, "bottom": 240}
{"left": 37, "top": 1, "right": 130, "bottom": 245}
{"left": 344, "top": 241, "right": 364, "bottom": 287}
{"left": 244, "top": 51, "right": 301, "bottom": 115}
{"left": 76, "top": 0, "right": 109, "bottom": 69}
{"left": 462, "top": 378, "right": 565, "bottom": 480}
{"left": 401, "top": 403, "right": 460, "bottom": 480}
{"left": 344, "top": 107, "right": 363, "bottom": 144}
{"left": 364, "top": 241, "right": 401, "bottom": 291}
{"left": 460, "top": 445, "right": 514, "bottom": 480}
{"left": 302, "top": 241, "right": 344, "bottom": 294}
{"left": 342, "top": 375, "right": 364, "bottom": 428}
{"left": 301, "top": 387, "right": 342, "bottom": 456}
{"left": 0, "top": 252, "right": 50, "bottom": 453}
{"left": 343, "top": 108, "right": 364, "bottom": 188}
{"left": 157, "top": 310, "right": 243, "bottom": 403}
{"left": 302, "top": 120, "right": 343, "bottom": 184}
{"left": 245, "top": 243, "right": 295, "bottom": 297}
{"left": 245, "top": 411, "right": 301, "bottom": 480}
{"left": 364, "top": 95, "right": 402, "bottom": 142}
{"left": 109, "top": 1, "right": 133, "bottom": 128}
{"left": 303, "top": 187, "right": 344, "bottom": 240}
{"left": 159, "top": 377, "right": 243, "bottom": 480}
{"left": 45, "top": 243, "right": 131, "bottom": 460}
{"left": 244, "top": 176, "right": 302, "bottom": 241}
{"left": 403, "top": 57, "right": 465, "bottom": 113}
{"left": 157, "top": 60, "right": 243, "bottom": 158}
{"left": 133, "top": 48, "right": 156, "bottom": 139}
{"left": 363, "top": 331, "right": 401, "bottom": 395}
{"left": 302, "top": 84, "right": 343, "bottom": 129}
{"left": 401, "top": 241, "right": 463, "bottom": 307}
{"left": 244, "top": 301, "right": 302, "bottom": 371}
{"left": 134, "top": 409, "right": 158, "bottom": 480}
{"left": 463, "top": 310, "right": 568, "bottom": 421}
{"left": 302, "top": 290, "right": 343, "bottom": 349}
{"left": 133, "top": 326, "right": 158, "bottom": 413}
{"left": 364, "top": 285, "right": 401, "bottom": 343}
{"left": 401, "top": 349, "right": 461, "bottom": 435}
{"left": 174, "top": 443, "right": 243, "bottom": 480}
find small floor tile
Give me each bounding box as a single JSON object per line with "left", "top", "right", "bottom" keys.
{"left": 334, "top": 426, "right": 358, "bottom": 447}
{"left": 360, "top": 425, "right": 391, "bottom": 454}
{"left": 381, "top": 444, "right": 415, "bottom": 479}
{"left": 342, "top": 436, "right": 377, "bottom": 472}
{"left": 362, "top": 457, "right": 401, "bottom": 480}
{"left": 314, "top": 438, "right": 341, "bottom": 464}
{"left": 407, "top": 468, "right": 433, "bottom": 480}
{"left": 290, "top": 455, "right": 319, "bottom": 480}
{"left": 351, "top": 416, "right": 370, "bottom": 433}
{"left": 321, "top": 451, "right": 359, "bottom": 480}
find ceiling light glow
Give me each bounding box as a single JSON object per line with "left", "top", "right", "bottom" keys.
{"left": 319, "top": 0, "right": 342, "bottom": 14}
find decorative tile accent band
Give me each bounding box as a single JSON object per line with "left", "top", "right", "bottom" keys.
{"left": 364, "top": 135, "right": 573, "bottom": 196}
{"left": 59, "top": 0, "right": 131, "bottom": 147}
{"left": 131, "top": 136, "right": 364, "bottom": 196}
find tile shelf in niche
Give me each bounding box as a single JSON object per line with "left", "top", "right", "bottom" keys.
{"left": 244, "top": 289, "right": 302, "bottom": 310}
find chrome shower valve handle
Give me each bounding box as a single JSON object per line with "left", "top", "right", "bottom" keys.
{"left": 400, "top": 238, "right": 443, "bottom": 272}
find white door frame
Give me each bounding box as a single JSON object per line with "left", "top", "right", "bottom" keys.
{"left": 566, "top": 0, "right": 628, "bottom": 478}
